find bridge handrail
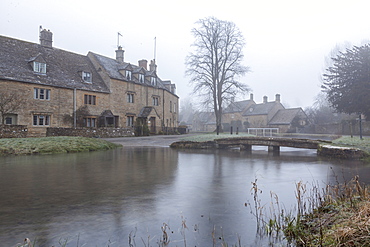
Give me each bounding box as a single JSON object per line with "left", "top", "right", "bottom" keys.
{"left": 247, "top": 128, "right": 279, "bottom": 137}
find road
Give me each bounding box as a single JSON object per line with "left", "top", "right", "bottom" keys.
{"left": 103, "top": 134, "right": 197, "bottom": 147}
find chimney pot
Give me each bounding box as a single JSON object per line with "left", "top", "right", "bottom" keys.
{"left": 138, "top": 59, "right": 148, "bottom": 70}
{"left": 263, "top": 96, "right": 268, "bottom": 103}
{"left": 39, "top": 28, "right": 53, "bottom": 48}
{"left": 250, "top": 93, "right": 254, "bottom": 101}
{"left": 149, "top": 59, "right": 157, "bottom": 72}
{"left": 115, "top": 46, "right": 125, "bottom": 63}
{"left": 275, "top": 94, "right": 281, "bottom": 103}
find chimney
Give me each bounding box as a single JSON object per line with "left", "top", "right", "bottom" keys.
{"left": 250, "top": 93, "right": 254, "bottom": 101}
{"left": 275, "top": 94, "right": 281, "bottom": 103}
{"left": 263, "top": 96, "right": 268, "bottom": 103}
{"left": 149, "top": 59, "right": 157, "bottom": 72}
{"left": 138, "top": 59, "right": 148, "bottom": 70}
{"left": 116, "top": 46, "right": 125, "bottom": 63}
{"left": 39, "top": 27, "right": 53, "bottom": 48}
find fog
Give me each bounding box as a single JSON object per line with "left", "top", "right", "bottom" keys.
{"left": 2, "top": 0, "right": 370, "bottom": 108}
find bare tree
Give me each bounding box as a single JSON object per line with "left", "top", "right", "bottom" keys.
{"left": 186, "top": 17, "right": 250, "bottom": 133}
{"left": 0, "top": 91, "right": 25, "bottom": 124}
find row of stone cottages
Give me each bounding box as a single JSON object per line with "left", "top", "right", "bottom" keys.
{"left": 187, "top": 93, "right": 309, "bottom": 134}
{"left": 0, "top": 28, "right": 179, "bottom": 137}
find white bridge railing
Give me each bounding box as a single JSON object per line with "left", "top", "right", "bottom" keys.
{"left": 247, "top": 128, "right": 279, "bottom": 137}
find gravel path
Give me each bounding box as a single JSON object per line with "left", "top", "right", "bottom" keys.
{"left": 103, "top": 134, "right": 197, "bottom": 147}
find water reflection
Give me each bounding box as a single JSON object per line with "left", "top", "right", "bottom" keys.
{"left": 0, "top": 147, "right": 369, "bottom": 246}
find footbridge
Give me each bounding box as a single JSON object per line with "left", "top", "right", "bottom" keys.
{"left": 171, "top": 136, "right": 329, "bottom": 155}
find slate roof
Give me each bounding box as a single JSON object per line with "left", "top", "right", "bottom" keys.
{"left": 0, "top": 35, "right": 109, "bottom": 93}
{"left": 224, "top": 100, "right": 254, "bottom": 113}
{"left": 243, "top": 102, "right": 283, "bottom": 116}
{"left": 89, "top": 52, "right": 173, "bottom": 93}
{"left": 268, "top": 108, "right": 304, "bottom": 125}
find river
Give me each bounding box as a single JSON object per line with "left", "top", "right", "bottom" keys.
{"left": 0, "top": 143, "right": 369, "bottom": 246}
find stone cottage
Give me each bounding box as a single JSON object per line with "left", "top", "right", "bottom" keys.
{"left": 223, "top": 94, "right": 309, "bottom": 133}
{"left": 0, "top": 28, "right": 179, "bottom": 136}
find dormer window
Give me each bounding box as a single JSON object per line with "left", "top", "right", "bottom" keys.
{"left": 82, "top": 72, "right": 92, "bottom": 83}
{"left": 139, "top": 74, "right": 144, "bottom": 83}
{"left": 126, "top": 70, "right": 132, "bottom": 80}
{"left": 151, "top": 77, "right": 157, "bottom": 86}
{"left": 33, "top": 61, "right": 46, "bottom": 74}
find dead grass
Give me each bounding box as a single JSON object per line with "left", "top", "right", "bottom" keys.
{"left": 290, "top": 176, "right": 370, "bottom": 246}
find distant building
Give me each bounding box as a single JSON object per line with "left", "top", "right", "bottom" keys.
{"left": 223, "top": 94, "right": 309, "bottom": 133}
{"left": 0, "top": 28, "right": 179, "bottom": 136}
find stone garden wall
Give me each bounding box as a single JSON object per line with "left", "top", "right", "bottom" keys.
{"left": 46, "top": 127, "right": 134, "bottom": 138}
{"left": 0, "top": 125, "right": 28, "bottom": 138}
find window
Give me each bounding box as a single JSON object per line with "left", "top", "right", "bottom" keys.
{"left": 151, "top": 77, "right": 156, "bottom": 86}
{"left": 174, "top": 103, "right": 176, "bottom": 113}
{"left": 33, "top": 115, "right": 50, "bottom": 126}
{"left": 127, "top": 93, "right": 134, "bottom": 103}
{"left": 153, "top": 96, "right": 159, "bottom": 106}
{"left": 139, "top": 74, "right": 145, "bottom": 83}
{"left": 83, "top": 117, "right": 96, "bottom": 127}
{"left": 126, "top": 70, "right": 132, "bottom": 80}
{"left": 5, "top": 117, "right": 12, "bottom": 125}
{"left": 34, "top": 88, "right": 51, "bottom": 100}
{"left": 170, "top": 101, "right": 172, "bottom": 112}
{"left": 84, "top": 94, "right": 96, "bottom": 105}
{"left": 127, "top": 116, "right": 134, "bottom": 127}
{"left": 82, "top": 72, "right": 92, "bottom": 83}
{"left": 33, "top": 62, "right": 46, "bottom": 74}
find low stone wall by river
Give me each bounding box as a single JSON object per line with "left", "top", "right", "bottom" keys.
{"left": 0, "top": 125, "right": 28, "bottom": 138}
{"left": 46, "top": 127, "right": 134, "bottom": 138}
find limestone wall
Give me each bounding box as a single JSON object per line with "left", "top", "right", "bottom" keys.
{"left": 0, "top": 125, "right": 28, "bottom": 138}
{"left": 46, "top": 127, "right": 134, "bottom": 138}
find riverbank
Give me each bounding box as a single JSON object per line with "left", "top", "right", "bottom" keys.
{"left": 0, "top": 136, "right": 121, "bottom": 156}
{"left": 283, "top": 176, "right": 370, "bottom": 246}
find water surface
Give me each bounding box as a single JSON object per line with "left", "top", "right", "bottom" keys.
{"left": 0, "top": 146, "right": 368, "bottom": 246}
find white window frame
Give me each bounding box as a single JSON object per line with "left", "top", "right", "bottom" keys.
{"left": 126, "top": 70, "right": 132, "bottom": 80}
{"left": 33, "top": 115, "right": 50, "bottom": 126}
{"left": 33, "top": 62, "right": 46, "bottom": 74}
{"left": 139, "top": 74, "right": 145, "bottom": 83}
{"left": 151, "top": 77, "right": 156, "bottom": 86}
{"left": 34, "top": 88, "right": 51, "bottom": 100}
{"left": 82, "top": 72, "right": 92, "bottom": 83}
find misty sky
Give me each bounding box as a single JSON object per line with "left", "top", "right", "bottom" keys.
{"left": 2, "top": 0, "right": 370, "bottom": 109}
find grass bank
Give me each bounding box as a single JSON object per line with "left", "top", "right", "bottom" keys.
{"left": 0, "top": 136, "right": 121, "bottom": 156}
{"left": 332, "top": 136, "right": 370, "bottom": 153}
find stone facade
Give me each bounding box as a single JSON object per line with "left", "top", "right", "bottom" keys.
{"left": 0, "top": 30, "right": 179, "bottom": 137}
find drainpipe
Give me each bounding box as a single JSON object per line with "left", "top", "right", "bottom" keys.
{"left": 73, "top": 88, "right": 77, "bottom": 128}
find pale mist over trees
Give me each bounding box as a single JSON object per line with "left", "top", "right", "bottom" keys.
{"left": 185, "top": 16, "right": 249, "bottom": 134}
{"left": 322, "top": 42, "right": 370, "bottom": 120}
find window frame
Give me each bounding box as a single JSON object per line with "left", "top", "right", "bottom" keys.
{"left": 152, "top": 96, "right": 159, "bottom": 106}
{"left": 33, "top": 61, "right": 47, "bottom": 74}
{"left": 127, "top": 116, "right": 134, "bottom": 127}
{"left": 33, "top": 114, "right": 50, "bottom": 126}
{"left": 139, "top": 74, "right": 145, "bottom": 83}
{"left": 84, "top": 94, "right": 96, "bottom": 105}
{"left": 151, "top": 77, "right": 157, "bottom": 86}
{"left": 82, "top": 71, "right": 92, "bottom": 83}
{"left": 127, "top": 93, "right": 134, "bottom": 103}
{"left": 83, "top": 117, "right": 96, "bottom": 127}
{"left": 34, "top": 88, "right": 51, "bottom": 100}
{"left": 126, "top": 70, "right": 132, "bottom": 80}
